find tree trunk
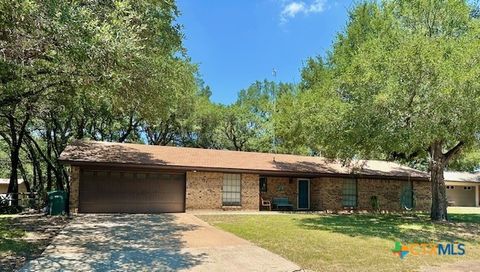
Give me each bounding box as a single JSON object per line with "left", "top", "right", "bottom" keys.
{"left": 5, "top": 111, "right": 29, "bottom": 207}
{"left": 54, "top": 167, "right": 64, "bottom": 191}
{"left": 18, "top": 160, "right": 36, "bottom": 207}
{"left": 46, "top": 164, "right": 53, "bottom": 191}
{"left": 25, "top": 134, "right": 61, "bottom": 192}
{"left": 18, "top": 160, "right": 32, "bottom": 193}
{"left": 46, "top": 129, "right": 53, "bottom": 191}
{"left": 429, "top": 140, "right": 464, "bottom": 221}
{"left": 429, "top": 141, "right": 448, "bottom": 221}
{"left": 25, "top": 140, "right": 44, "bottom": 192}
{"left": 7, "top": 148, "right": 20, "bottom": 207}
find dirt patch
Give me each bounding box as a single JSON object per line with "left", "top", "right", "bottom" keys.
{"left": 0, "top": 214, "right": 70, "bottom": 272}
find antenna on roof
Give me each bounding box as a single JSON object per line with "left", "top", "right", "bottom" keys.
{"left": 272, "top": 68, "right": 277, "bottom": 154}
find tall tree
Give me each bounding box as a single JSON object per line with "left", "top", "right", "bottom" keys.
{"left": 276, "top": 60, "right": 333, "bottom": 155}
{"left": 179, "top": 84, "right": 225, "bottom": 148}
{"left": 0, "top": 0, "right": 197, "bottom": 206}
{"left": 448, "top": 146, "right": 480, "bottom": 172}
{"left": 301, "top": 0, "right": 480, "bottom": 220}
{"left": 0, "top": 102, "right": 31, "bottom": 205}
{"left": 234, "top": 80, "right": 297, "bottom": 152}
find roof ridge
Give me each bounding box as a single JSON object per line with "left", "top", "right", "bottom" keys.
{"left": 75, "top": 140, "right": 415, "bottom": 165}
{"left": 62, "top": 140, "right": 429, "bottom": 179}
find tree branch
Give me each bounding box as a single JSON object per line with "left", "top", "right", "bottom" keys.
{"left": 444, "top": 141, "right": 464, "bottom": 163}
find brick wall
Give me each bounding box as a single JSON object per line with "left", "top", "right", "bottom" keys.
{"left": 186, "top": 171, "right": 259, "bottom": 210}
{"left": 69, "top": 166, "right": 80, "bottom": 213}
{"left": 241, "top": 174, "right": 260, "bottom": 210}
{"left": 414, "top": 181, "right": 432, "bottom": 211}
{"left": 357, "top": 178, "right": 431, "bottom": 212}
{"left": 68, "top": 165, "right": 430, "bottom": 213}
{"left": 357, "top": 178, "right": 406, "bottom": 211}
{"left": 260, "top": 177, "right": 297, "bottom": 209}
{"left": 310, "top": 177, "right": 431, "bottom": 212}
{"left": 185, "top": 171, "right": 223, "bottom": 209}
{"left": 311, "top": 177, "right": 343, "bottom": 211}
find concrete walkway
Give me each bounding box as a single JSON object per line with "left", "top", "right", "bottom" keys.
{"left": 20, "top": 214, "right": 301, "bottom": 272}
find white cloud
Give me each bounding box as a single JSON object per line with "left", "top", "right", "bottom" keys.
{"left": 280, "top": 0, "right": 326, "bottom": 23}
{"left": 281, "top": 2, "right": 306, "bottom": 19}
{"left": 308, "top": 0, "right": 325, "bottom": 13}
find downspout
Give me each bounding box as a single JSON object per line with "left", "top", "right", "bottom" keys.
{"left": 476, "top": 185, "right": 479, "bottom": 207}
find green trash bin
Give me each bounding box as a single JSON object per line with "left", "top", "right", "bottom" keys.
{"left": 47, "top": 191, "right": 67, "bottom": 215}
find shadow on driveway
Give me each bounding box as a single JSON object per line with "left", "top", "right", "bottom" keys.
{"left": 21, "top": 214, "right": 207, "bottom": 271}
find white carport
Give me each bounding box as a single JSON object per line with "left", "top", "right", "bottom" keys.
{"left": 445, "top": 171, "right": 480, "bottom": 207}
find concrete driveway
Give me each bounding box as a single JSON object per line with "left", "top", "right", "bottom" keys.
{"left": 20, "top": 214, "right": 301, "bottom": 272}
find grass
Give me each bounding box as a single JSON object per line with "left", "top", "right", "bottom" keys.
{"left": 0, "top": 214, "right": 20, "bottom": 218}
{"left": 0, "top": 217, "right": 33, "bottom": 258}
{"left": 0, "top": 214, "right": 70, "bottom": 271}
{"left": 199, "top": 208, "right": 480, "bottom": 272}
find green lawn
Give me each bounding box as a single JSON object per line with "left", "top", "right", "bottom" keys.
{"left": 199, "top": 208, "right": 480, "bottom": 272}
{"left": 0, "top": 217, "right": 33, "bottom": 261}
{"left": 0, "top": 214, "right": 69, "bottom": 271}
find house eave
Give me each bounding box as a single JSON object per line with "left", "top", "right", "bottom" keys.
{"left": 59, "top": 160, "right": 429, "bottom": 181}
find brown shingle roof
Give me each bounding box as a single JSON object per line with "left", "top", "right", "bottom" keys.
{"left": 445, "top": 171, "right": 480, "bottom": 183}
{"left": 59, "top": 140, "right": 429, "bottom": 180}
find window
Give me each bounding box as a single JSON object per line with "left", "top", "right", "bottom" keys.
{"left": 223, "top": 174, "right": 241, "bottom": 206}
{"left": 259, "top": 177, "right": 267, "bottom": 192}
{"left": 446, "top": 185, "right": 455, "bottom": 190}
{"left": 464, "top": 186, "right": 472, "bottom": 190}
{"left": 342, "top": 179, "right": 357, "bottom": 207}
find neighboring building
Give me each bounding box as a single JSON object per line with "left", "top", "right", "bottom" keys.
{"left": 444, "top": 171, "right": 480, "bottom": 207}
{"left": 59, "top": 140, "right": 432, "bottom": 214}
{"left": 0, "top": 178, "right": 27, "bottom": 196}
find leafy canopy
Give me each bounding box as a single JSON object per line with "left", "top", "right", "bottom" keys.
{"left": 304, "top": 0, "right": 480, "bottom": 160}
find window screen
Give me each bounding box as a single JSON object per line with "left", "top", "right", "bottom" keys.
{"left": 223, "top": 174, "right": 241, "bottom": 206}
{"left": 259, "top": 177, "right": 267, "bottom": 192}
{"left": 342, "top": 179, "right": 357, "bottom": 207}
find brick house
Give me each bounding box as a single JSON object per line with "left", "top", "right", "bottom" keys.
{"left": 60, "top": 140, "right": 431, "bottom": 214}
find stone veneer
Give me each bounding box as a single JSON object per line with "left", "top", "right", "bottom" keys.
{"left": 69, "top": 166, "right": 80, "bottom": 213}
{"left": 185, "top": 171, "right": 259, "bottom": 210}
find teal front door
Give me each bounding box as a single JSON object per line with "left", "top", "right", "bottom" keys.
{"left": 298, "top": 179, "right": 310, "bottom": 209}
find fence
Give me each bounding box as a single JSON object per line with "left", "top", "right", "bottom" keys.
{"left": 0, "top": 192, "right": 44, "bottom": 212}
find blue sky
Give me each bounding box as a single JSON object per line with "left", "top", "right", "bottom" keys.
{"left": 177, "top": 0, "right": 353, "bottom": 104}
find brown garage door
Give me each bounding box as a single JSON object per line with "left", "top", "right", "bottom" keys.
{"left": 79, "top": 169, "right": 186, "bottom": 213}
